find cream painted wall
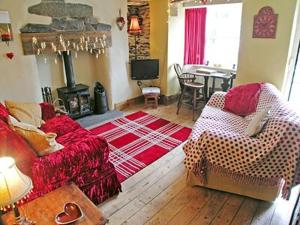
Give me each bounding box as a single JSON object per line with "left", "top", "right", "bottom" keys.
{"left": 0, "top": 0, "right": 140, "bottom": 108}
{"left": 236, "top": 0, "right": 298, "bottom": 90}
{"left": 149, "top": 0, "right": 169, "bottom": 95}
{"left": 0, "top": 0, "right": 50, "bottom": 102}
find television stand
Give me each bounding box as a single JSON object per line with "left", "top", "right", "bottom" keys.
{"left": 142, "top": 87, "right": 160, "bottom": 108}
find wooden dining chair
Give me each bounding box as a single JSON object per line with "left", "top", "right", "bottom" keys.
{"left": 174, "top": 64, "right": 205, "bottom": 121}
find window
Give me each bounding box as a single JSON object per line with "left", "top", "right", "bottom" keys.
{"left": 205, "top": 3, "right": 242, "bottom": 69}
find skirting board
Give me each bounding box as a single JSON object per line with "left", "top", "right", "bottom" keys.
{"left": 160, "top": 94, "right": 179, "bottom": 105}
{"left": 114, "top": 95, "right": 144, "bottom": 111}
{"left": 114, "top": 94, "right": 179, "bottom": 111}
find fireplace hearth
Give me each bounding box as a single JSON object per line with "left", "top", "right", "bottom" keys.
{"left": 57, "top": 51, "right": 92, "bottom": 119}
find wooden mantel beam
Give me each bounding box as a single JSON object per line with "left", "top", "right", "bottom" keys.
{"left": 20, "top": 30, "right": 112, "bottom": 56}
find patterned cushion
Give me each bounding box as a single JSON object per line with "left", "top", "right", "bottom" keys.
{"left": 245, "top": 108, "right": 270, "bottom": 136}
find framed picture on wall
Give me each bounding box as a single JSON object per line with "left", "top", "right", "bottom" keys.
{"left": 253, "top": 6, "right": 278, "bottom": 39}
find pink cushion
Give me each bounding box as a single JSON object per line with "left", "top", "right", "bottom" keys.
{"left": 0, "top": 103, "right": 9, "bottom": 123}
{"left": 224, "top": 83, "right": 264, "bottom": 116}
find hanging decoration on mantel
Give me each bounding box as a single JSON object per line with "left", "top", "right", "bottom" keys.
{"left": 253, "top": 6, "right": 278, "bottom": 39}
{"left": 29, "top": 32, "right": 108, "bottom": 63}
{"left": 20, "top": 0, "right": 112, "bottom": 63}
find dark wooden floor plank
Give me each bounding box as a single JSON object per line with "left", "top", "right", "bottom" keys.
{"left": 230, "top": 198, "right": 259, "bottom": 225}
{"left": 187, "top": 191, "right": 229, "bottom": 225}
{"left": 210, "top": 195, "right": 244, "bottom": 225}
{"left": 164, "top": 187, "right": 212, "bottom": 225}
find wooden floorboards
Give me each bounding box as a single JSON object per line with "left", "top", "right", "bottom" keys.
{"left": 98, "top": 103, "right": 298, "bottom": 225}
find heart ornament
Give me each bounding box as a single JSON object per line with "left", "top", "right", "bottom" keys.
{"left": 6, "top": 52, "right": 14, "bottom": 59}
{"left": 55, "top": 202, "right": 84, "bottom": 224}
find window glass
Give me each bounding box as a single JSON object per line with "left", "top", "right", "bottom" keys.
{"left": 205, "top": 3, "right": 242, "bottom": 69}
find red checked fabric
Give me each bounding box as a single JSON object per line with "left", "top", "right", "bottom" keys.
{"left": 183, "top": 83, "right": 300, "bottom": 199}
{"left": 90, "top": 111, "right": 191, "bottom": 182}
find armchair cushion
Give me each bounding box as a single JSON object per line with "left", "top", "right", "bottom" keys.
{"left": 245, "top": 108, "right": 270, "bottom": 136}
{"left": 224, "top": 83, "right": 264, "bottom": 116}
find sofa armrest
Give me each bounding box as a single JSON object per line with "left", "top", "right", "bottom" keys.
{"left": 40, "top": 102, "right": 56, "bottom": 121}
{"left": 206, "top": 92, "right": 226, "bottom": 109}
{"left": 184, "top": 129, "right": 273, "bottom": 172}
{"left": 31, "top": 135, "right": 110, "bottom": 194}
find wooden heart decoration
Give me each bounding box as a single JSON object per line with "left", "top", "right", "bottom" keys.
{"left": 6, "top": 52, "right": 14, "bottom": 60}
{"left": 55, "top": 202, "right": 83, "bottom": 224}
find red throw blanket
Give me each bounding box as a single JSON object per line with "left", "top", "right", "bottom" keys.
{"left": 0, "top": 114, "right": 121, "bottom": 211}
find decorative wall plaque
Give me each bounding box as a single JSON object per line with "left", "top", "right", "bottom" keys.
{"left": 253, "top": 6, "right": 278, "bottom": 39}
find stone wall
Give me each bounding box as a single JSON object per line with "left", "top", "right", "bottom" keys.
{"left": 128, "top": 3, "right": 150, "bottom": 61}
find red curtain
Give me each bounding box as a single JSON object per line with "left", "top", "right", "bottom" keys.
{"left": 184, "top": 8, "right": 207, "bottom": 65}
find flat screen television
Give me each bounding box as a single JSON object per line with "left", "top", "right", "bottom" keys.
{"left": 131, "top": 59, "right": 159, "bottom": 80}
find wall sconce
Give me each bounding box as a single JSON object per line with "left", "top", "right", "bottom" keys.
{"left": 128, "top": 16, "right": 141, "bottom": 60}
{"left": 0, "top": 11, "right": 13, "bottom": 46}
{"left": 116, "top": 9, "right": 125, "bottom": 31}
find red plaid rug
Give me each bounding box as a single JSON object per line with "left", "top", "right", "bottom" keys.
{"left": 90, "top": 111, "right": 191, "bottom": 182}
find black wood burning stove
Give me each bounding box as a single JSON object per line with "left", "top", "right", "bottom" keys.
{"left": 57, "top": 51, "right": 93, "bottom": 119}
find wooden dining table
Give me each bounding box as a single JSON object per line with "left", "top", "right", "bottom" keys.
{"left": 183, "top": 65, "right": 236, "bottom": 102}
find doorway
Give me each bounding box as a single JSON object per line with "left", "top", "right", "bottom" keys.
{"left": 289, "top": 41, "right": 300, "bottom": 113}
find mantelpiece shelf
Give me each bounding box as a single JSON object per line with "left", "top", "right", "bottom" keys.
{"left": 20, "top": 30, "right": 112, "bottom": 55}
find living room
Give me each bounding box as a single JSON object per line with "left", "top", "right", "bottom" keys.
{"left": 0, "top": 0, "right": 300, "bottom": 225}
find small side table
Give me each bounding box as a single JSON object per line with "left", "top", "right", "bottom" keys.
{"left": 2, "top": 184, "right": 107, "bottom": 225}
{"left": 142, "top": 87, "right": 160, "bottom": 108}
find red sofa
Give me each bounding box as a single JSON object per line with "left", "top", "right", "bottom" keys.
{"left": 0, "top": 103, "right": 121, "bottom": 206}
